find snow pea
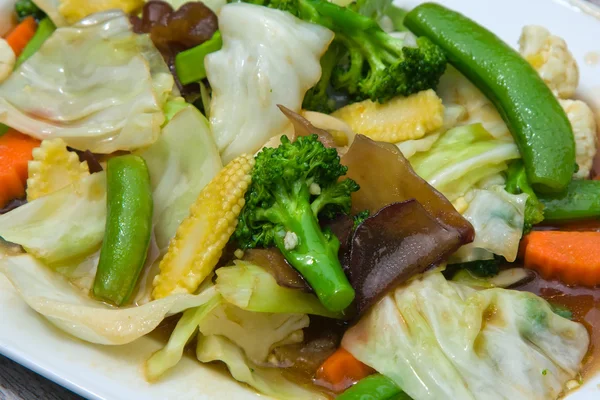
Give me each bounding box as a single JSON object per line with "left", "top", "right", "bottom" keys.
{"left": 15, "top": 17, "right": 55, "bottom": 68}
{"left": 175, "top": 31, "right": 222, "bottom": 85}
{"left": 93, "top": 155, "right": 153, "bottom": 306}
{"left": 337, "top": 374, "right": 411, "bottom": 400}
{"left": 405, "top": 3, "right": 575, "bottom": 193}
{"left": 539, "top": 180, "right": 600, "bottom": 221}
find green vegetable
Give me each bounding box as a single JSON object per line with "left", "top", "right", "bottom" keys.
{"left": 550, "top": 303, "right": 573, "bottom": 320}
{"left": 234, "top": 134, "right": 358, "bottom": 312}
{"left": 0, "top": 124, "right": 9, "bottom": 136}
{"left": 15, "top": 17, "right": 56, "bottom": 68}
{"left": 14, "top": 0, "right": 45, "bottom": 21}
{"left": 244, "top": 0, "right": 447, "bottom": 106}
{"left": 353, "top": 210, "right": 370, "bottom": 229}
{"left": 450, "top": 258, "right": 500, "bottom": 278}
{"left": 215, "top": 261, "right": 344, "bottom": 318}
{"left": 408, "top": 123, "right": 520, "bottom": 201}
{"left": 175, "top": 31, "right": 222, "bottom": 85}
{"left": 93, "top": 155, "right": 153, "bottom": 306}
{"left": 505, "top": 161, "right": 544, "bottom": 232}
{"left": 302, "top": 42, "right": 342, "bottom": 113}
{"left": 343, "top": 271, "right": 590, "bottom": 400}
{"left": 405, "top": 3, "right": 575, "bottom": 193}
{"left": 337, "top": 374, "right": 411, "bottom": 400}
{"left": 537, "top": 180, "right": 600, "bottom": 221}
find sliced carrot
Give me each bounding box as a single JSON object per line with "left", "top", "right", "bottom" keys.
{"left": 315, "top": 347, "right": 374, "bottom": 393}
{"left": 5, "top": 16, "right": 37, "bottom": 57}
{"left": 521, "top": 231, "right": 600, "bottom": 287}
{"left": 0, "top": 129, "right": 40, "bottom": 208}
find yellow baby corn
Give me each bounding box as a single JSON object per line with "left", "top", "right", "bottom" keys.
{"left": 152, "top": 154, "right": 255, "bottom": 299}
{"left": 26, "top": 138, "right": 90, "bottom": 201}
{"left": 332, "top": 89, "right": 444, "bottom": 143}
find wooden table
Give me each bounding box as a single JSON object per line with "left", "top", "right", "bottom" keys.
{"left": 0, "top": 356, "right": 83, "bottom": 400}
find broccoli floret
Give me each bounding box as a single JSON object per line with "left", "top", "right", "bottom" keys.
{"left": 233, "top": 134, "right": 358, "bottom": 312}
{"left": 352, "top": 210, "right": 370, "bottom": 229}
{"left": 302, "top": 44, "right": 342, "bottom": 113}
{"left": 14, "top": 0, "right": 45, "bottom": 21}
{"left": 242, "top": 0, "right": 446, "bottom": 105}
{"left": 505, "top": 161, "right": 545, "bottom": 233}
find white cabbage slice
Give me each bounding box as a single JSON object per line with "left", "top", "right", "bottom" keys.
{"left": 453, "top": 186, "right": 528, "bottom": 262}
{"left": 0, "top": 10, "right": 174, "bottom": 153}
{"left": 197, "top": 335, "right": 328, "bottom": 400}
{"left": 206, "top": 3, "right": 334, "bottom": 163}
{"left": 0, "top": 172, "right": 106, "bottom": 264}
{"left": 408, "top": 123, "right": 520, "bottom": 201}
{"left": 199, "top": 305, "right": 308, "bottom": 364}
{"left": 0, "top": 254, "right": 217, "bottom": 345}
{"left": 343, "top": 272, "right": 589, "bottom": 400}
{"left": 136, "top": 106, "right": 222, "bottom": 251}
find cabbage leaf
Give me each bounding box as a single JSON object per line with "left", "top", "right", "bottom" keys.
{"left": 343, "top": 272, "right": 589, "bottom": 400}
{"left": 0, "top": 254, "right": 218, "bottom": 345}
{"left": 215, "top": 261, "right": 343, "bottom": 318}
{"left": 0, "top": 11, "right": 174, "bottom": 153}
{"left": 408, "top": 123, "right": 520, "bottom": 201}
{"left": 136, "top": 106, "right": 222, "bottom": 251}
{"left": 206, "top": 3, "right": 334, "bottom": 163}
{"left": 197, "top": 335, "right": 328, "bottom": 400}
{"left": 453, "top": 187, "right": 528, "bottom": 262}
{"left": 0, "top": 172, "right": 106, "bottom": 264}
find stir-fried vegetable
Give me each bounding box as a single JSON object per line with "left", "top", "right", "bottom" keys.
{"left": 0, "top": 11, "right": 174, "bottom": 154}
{"left": 505, "top": 161, "right": 545, "bottom": 232}
{"left": 206, "top": 3, "right": 333, "bottom": 163}
{"left": 537, "top": 179, "right": 600, "bottom": 221}
{"left": 0, "top": 171, "right": 106, "bottom": 263}
{"left": 405, "top": 3, "right": 575, "bottom": 193}
{"left": 26, "top": 138, "right": 90, "bottom": 201}
{"left": 175, "top": 30, "right": 222, "bottom": 85}
{"left": 315, "top": 348, "right": 373, "bottom": 392}
{"left": 0, "top": 129, "right": 39, "bottom": 208}
{"left": 14, "top": 0, "right": 45, "bottom": 21}
{"left": 234, "top": 134, "right": 357, "bottom": 312}
{"left": 15, "top": 17, "right": 55, "bottom": 67}
{"left": 343, "top": 271, "right": 589, "bottom": 400}
{"left": 337, "top": 374, "right": 409, "bottom": 400}
{"left": 521, "top": 231, "right": 600, "bottom": 287}
{"left": 5, "top": 16, "right": 37, "bottom": 57}
{"left": 153, "top": 154, "right": 254, "bottom": 299}
{"left": 247, "top": 0, "right": 446, "bottom": 108}
{"left": 332, "top": 89, "right": 444, "bottom": 143}
{"left": 93, "top": 155, "right": 153, "bottom": 306}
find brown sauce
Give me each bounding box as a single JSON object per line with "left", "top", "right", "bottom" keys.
{"left": 514, "top": 274, "right": 600, "bottom": 377}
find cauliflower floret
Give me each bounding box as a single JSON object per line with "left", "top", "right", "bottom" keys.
{"left": 0, "top": 38, "right": 15, "bottom": 83}
{"left": 519, "top": 25, "right": 579, "bottom": 99}
{"left": 559, "top": 99, "right": 597, "bottom": 179}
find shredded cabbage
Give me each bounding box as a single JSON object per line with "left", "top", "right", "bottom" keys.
{"left": 136, "top": 106, "right": 222, "bottom": 251}
{"left": 0, "top": 11, "right": 173, "bottom": 153}
{"left": 343, "top": 271, "right": 589, "bottom": 400}
{"left": 0, "top": 172, "right": 106, "bottom": 264}
{"left": 197, "top": 335, "right": 328, "bottom": 400}
{"left": 0, "top": 254, "right": 217, "bottom": 345}
{"left": 206, "top": 3, "right": 334, "bottom": 163}
{"left": 453, "top": 187, "right": 528, "bottom": 262}
{"left": 408, "top": 123, "right": 520, "bottom": 201}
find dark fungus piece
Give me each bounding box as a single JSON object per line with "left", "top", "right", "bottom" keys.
{"left": 346, "top": 200, "right": 468, "bottom": 314}
{"left": 242, "top": 248, "right": 312, "bottom": 292}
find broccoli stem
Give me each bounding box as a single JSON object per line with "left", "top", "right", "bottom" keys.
{"left": 270, "top": 185, "right": 355, "bottom": 313}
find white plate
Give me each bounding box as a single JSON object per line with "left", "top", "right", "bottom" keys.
{"left": 1, "top": 0, "right": 600, "bottom": 399}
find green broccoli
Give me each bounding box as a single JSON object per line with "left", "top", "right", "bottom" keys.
{"left": 505, "top": 161, "right": 545, "bottom": 233}
{"left": 353, "top": 210, "right": 370, "bottom": 230}
{"left": 451, "top": 258, "right": 500, "bottom": 278}
{"left": 15, "top": 0, "right": 45, "bottom": 21}
{"left": 233, "top": 134, "right": 359, "bottom": 312}
{"left": 242, "top": 0, "right": 446, "bottom": 107}
{"left": 302, "top": 44, "right": 342, "bottom": 113}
